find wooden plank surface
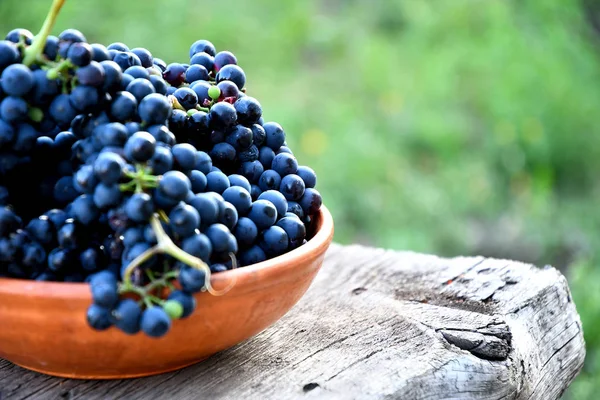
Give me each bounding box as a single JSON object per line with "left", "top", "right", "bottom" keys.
{"left": 0, "top": 244, "right": 585, "bottom": 399}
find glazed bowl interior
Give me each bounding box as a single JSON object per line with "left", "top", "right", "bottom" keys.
{"left": 0, "top": 206, "right": 334, "bottom": 379}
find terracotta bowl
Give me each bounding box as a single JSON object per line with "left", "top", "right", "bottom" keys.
{"left": 0, "top": 206, "right": 334, "bottom": 379}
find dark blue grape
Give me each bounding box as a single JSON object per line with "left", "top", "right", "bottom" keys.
{"left": 169, "top": 203, "right": 200, "bottom": 237}
{"left": 124, "top": 65, "right": 150, "bottom": 80}
{"left": 1, "top": 64, "right": 34, "bottom": 96}
{"left": 209, "top": 102, "right": 237, "bottom": 130}
{"left": 149, "top": 145, "right": 174, "bottom": 175}
{"left": 213, "top": 51, "right": 237, "bottom": 71}
{"left": 258, "top": 190, "right": 288, "bottom": 218}
{"left": 258, "top": 170, "right": 282, "bottom": 192}
{"left": 172, "top": 143, "right": 198, "bottom": 171}
{"left": 206, "top": 170, "right": 231, "bottom": 194}
{"left": 239, "top": 245, "right": 267, "bottom": 266}
{"left": 234, "top": 217, "right": 258, "bottom": 248}
{"left": 100, "top": 60, "right": 123, "bottom": 92}
{"left": 258, "top": 146, "right": 275, "bottom": 169}
{"left": 21, "top": 242, "right": 46, "bottom": 270}
{"left": 299, "top": 188, "right": 323, "bottom": 215}
{"left": 87, "top": 304, "right": 113, "bottom": 331}
{"left": 205, "top": 223, "right": 235, "bottom": 254}
{"left": 93, "top": 183, "right": 122, "bottom": 209}
{"left": 110, "top": 91, "right": 138, "bottom": 121}
{"left": 210, "top": 142, "right": 236, "bottom": 166}
{"left": 131, "top": 47, "right": 153, "bottom": 68}
{"left": 219, "top": 201, "right": 238, "bottom": 231}
{"left": 31, "top": 69, "right": 60, "bottom": 105}
{"left": 94, "top": 151, "right": 125, "bottom": 184}
{"left": 73, "top": 165, "right": 98, "bottom": 194}
{"left": 138, "top": 93, "right": 171, "bottom": 125}
{"left": 149, "top": 75, "right": 168, "bottom": 95}
{"left": 178, "top": 265, "right": 206, "bottom": 294}
{"left": 69, "top": 85, "right": 100, "bottom": 112}
{"left": 0, "top": 40, "right": 20, "bottom": 70}
{"left": 190, "top": 39, "right": 216, "bottom": 57}
{"left": 296, "top": 166, "right": 317, "bottom": 188}
{"left": 216, "top": 64, "right": 246, "bottom": 90}
{"left": 47, "top": 248, "right": 74, "bottom": 273}
{"left": 226, "top": 125, "right": 253, "bottom": 150}
{"left": 113, "top": 299, "right": 142, "bottom": 334}
{"left": 287, "top": 201, "right": 305, "bottom": 219}
{"left": 108, "top": 42, "right": 129, "bottom": 52}
{"left": 26, "top": 217, "right": 55, "bottom": 245}
{"left": 174, "top": 87, "right": 198, "bottom": 110}
{"left": 263, "top": 122, "right": 286, "bottom": 150}
{"left": 126, "top": 78, "right": 155, "bottom": 103}
{"left": 54, "top": 175, "right": 79, "bottom": 204}
{"left": 91, "top": 275, "right": 119, "bottom": 308}
{"left": 271, "top": 153, "right": 298, "bottom": 176}
{"left": 188, "top": 170, "right": 207, "bottom": 193}
{"left": 223, "top": 186, "right": 252, "bottom": 215}
{"left": 194, "top": 151, "right": 212, "bottom": 175}
{"left": 216, "top": 80, "right": 239, "bottom": 100}
{"left": 259, "top": 225, "right": 289, "bottom": 257}
{"left": 190, "top": 52, "right": 214, "bottom": 71}
{"left": 276, "top": 216, "right": 307, "bottom": 249}
{"left": 158, "top": 171, "right": 191, "bottom": 202}
{"left": 185, "top": 64, "right": 209, "bottom": 83}
{"left": 113, "top": 51, "right": 141, "bottom": 71}
{"left": 71, "top": 194, "right": 100, "bottom": 225}
{"left": 247, "top": 199, "right": 277, "bottom": 230}
{"left": 91, "top": 43, "right": 111, "bottom": 62}
{"left": 80, "top": 247, "right": 105, "bottom": 273}
{"left": 67, "top": 42, "right": 93, "bottom": 67}
{"left": 124, "top": 131, "right": 156, "bottom": 162}
{"left": 167, "top": 290, "right": 196, "bottom": 318}
{"left": 140, "top": 306, "right": 171, "bottom": 337}
{"left": 0, "top": 119, "right": 15, "bottom": 148}
{"left": 124, "top": 193, "right": 154, "bottom": 224}
{"left": 279, "top": 174, "right": 306, "bottom": 201}
{"left": 0, "top": 96, "right": 28, "bottom": 123}
{"left": 182, "top": 233, "right": 212, "bottom": 263}
{"left": 190, "top": 81, "right": 212, "bottom": 106}
{"left": 188, "top": 193, "right": 220, "bottom": 227}
{"left": 234, "top": 97, "right": 262, "bottom": 127}
{"left": 147, "top": 124, "right": 175, "bottom": 146}
{"left": 163, "top": 63, "right": 186, "bottom": 86}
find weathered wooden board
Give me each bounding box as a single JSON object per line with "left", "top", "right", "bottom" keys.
{"left": 0, "top": 244, "right": 585, "bottom": 399}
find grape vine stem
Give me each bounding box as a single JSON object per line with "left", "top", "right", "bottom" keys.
{"left": 121, "top": 214, "right": 236, "bottom": 296}
{"left": 23, "top": 0, "right": 67, "bottom": 66}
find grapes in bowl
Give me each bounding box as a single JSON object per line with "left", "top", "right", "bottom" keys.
{"left": 0, "top": 0, "right": 333, "bottom": 378}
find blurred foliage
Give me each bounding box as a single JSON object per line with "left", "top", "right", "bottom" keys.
{"left": 1, "top": 0, "right": 599, "bottom": 396}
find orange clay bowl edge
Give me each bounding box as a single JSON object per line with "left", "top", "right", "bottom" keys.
{"left": 0, "top": 206, "right": 334, "bottom": 379}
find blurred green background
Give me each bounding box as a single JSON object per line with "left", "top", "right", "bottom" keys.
{"left": 1, "top": 0, "right": 599, "bottom": 396}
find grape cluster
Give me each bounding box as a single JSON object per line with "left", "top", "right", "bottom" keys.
{"left": 0, "top": 4, "right": 322, "bottom": 338}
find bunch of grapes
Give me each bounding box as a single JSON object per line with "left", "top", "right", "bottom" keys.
{"left": 0, "top": 0, "right": 322, "bottom": 338}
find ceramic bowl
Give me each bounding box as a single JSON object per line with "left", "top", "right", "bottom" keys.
{"left": 0, "top": 206, "right": 334, "bottom": 379}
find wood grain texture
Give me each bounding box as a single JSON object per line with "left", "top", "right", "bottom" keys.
{"left": 0, "top": 244, "right": 585, "bottom": 400}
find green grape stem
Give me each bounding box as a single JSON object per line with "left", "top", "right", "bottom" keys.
{"left": 121, "top": 214, "right": 225, "bottom": 295}
{"left": 23, "top": 0, "right": 67, "bottom": 66}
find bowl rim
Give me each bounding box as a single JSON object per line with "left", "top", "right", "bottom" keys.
{"left": 0, "top": 205, "right": 334, "bottom": 298}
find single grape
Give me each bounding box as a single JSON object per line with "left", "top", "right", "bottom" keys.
{"left": 87, "top": 304, "right": 113, "bottom": 331}
{"left": 296, "top": 166, "right": 317, "bottom": 188}
{"left": 247, "top": 199, "right": 277, "bottom": 230}
{"left": 169, "top": 203, "right": 201, "bottom": 237}
{"left": 140, "top": 306, "right": 171, "bottom": 338}
{"left": 113, "top": 299, "right": 142, "bottom": 334}
{"left": 216, "top": 64, "right": 246, "bottom": 90}
{"left": 178, "top": 266, "right": 206, "bottom": 293}
{"left": 258, "top": 170, "right": 282, "bottom": 192}
{"left": 124, "top": 131, "right": 156, "bottom": 162}
{"left": 167, "top": 290, "right": 196, "bottom": 318}
{"left": 213, "top": 51, "right": 237, "bottom": 71}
